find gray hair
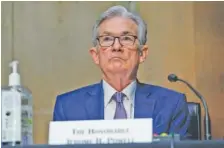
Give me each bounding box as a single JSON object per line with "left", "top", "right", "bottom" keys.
{"left": 92, "top": 5, "right": 147, "bottom": 47}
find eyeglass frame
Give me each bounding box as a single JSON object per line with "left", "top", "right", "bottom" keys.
{"left": 96, "top": 35, "right": 138, "bottom": 47}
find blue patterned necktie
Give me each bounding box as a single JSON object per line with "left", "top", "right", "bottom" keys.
{"left": 112, "top": 92, "right": 127, "bottom": 119}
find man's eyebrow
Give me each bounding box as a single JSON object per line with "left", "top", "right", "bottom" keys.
{"left": 100, "top": 31, "right": 112, "bottom": 35}
{"left": 121, "top": 31, "right": 133, "bottom": 35}
{"left": 100, "top": 31, "right": 135, "bottom": 36}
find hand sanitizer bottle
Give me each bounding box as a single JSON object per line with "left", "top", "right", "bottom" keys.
{"left": 1, "top": 61, "right": 33, "bottom": 146}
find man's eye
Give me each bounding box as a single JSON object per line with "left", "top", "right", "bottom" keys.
{"left": 102, "top": 37, "right": 113, "bottom": 41}
{"left": 122, "top": 36, "right": 133, "bottom": 41}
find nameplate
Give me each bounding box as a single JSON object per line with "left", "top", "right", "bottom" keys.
{"left": 48, "top": 119, "right": 152, "bottom": 145}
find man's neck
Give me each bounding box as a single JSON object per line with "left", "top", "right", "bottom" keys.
{"left": 102, "top": 74, "right": 136, "bottom": 92}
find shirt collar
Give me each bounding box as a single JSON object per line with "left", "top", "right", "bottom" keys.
{"left": 103, "top": 79, "right": 137, "bottom": 106}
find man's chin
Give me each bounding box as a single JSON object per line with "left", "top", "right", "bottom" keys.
{"left": 108, "top": 67, "right": 127, "bottom": 73}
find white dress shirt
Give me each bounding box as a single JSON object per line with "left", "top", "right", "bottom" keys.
{"left": 103, "top": 80, "right": 137, "bottom": 119}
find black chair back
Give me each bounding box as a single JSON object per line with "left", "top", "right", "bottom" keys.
{"left": 187, "top": 102, "right": 201, "bottom": 140}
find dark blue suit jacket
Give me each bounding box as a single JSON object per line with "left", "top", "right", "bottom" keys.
{"left": 53, "top": 81, "right": 190, "bottom": 137}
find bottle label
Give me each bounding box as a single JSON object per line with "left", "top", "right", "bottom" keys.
{"left": 2, "top": 90, "right": 21, "bottom": 142}
{"left": 21, "top": 105, "right": 33, "bottom": 144}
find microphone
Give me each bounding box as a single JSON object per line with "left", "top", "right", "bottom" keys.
{"left": 168, "top": 74, "right": 212, "bottom": 140}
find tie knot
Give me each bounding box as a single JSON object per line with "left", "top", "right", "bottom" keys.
{"left": 112, "top": 92, "right": 125, "bottom": 103}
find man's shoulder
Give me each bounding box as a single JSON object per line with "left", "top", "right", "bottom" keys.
{"left": 56, "top": 82, "right": 101, "bottom": 101}
{"left": 141, "top": 82, "right": 183, "bottom": 95}
{"left": 140, "top": 83, "right": 187, "bottom": 110}
{"left": 140, "top": 82, "right": 185, "bottom": 101}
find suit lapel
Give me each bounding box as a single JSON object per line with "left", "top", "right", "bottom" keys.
{"left": 134, "top": 82, "right": 156, "bottom": 118}
{"left": 85, "top": 81, "right": 104, "bottom": 120}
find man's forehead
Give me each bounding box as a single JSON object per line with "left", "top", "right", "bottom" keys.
{"left": 98, "top": 17, "right": 138, "bottom": 35}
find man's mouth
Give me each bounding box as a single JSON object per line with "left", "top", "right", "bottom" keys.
{"left": 110, "top": 57, "right": 127, "bottom": 61}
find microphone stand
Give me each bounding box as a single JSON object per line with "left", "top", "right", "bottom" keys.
{"left": 178, "top": 78, "right": 212, "bottom": 140}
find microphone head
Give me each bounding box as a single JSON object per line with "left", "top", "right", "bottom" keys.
{"left": 168, "top": 74, "right": 178, "bottom": 82}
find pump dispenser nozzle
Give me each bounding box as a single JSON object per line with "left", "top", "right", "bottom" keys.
{"left": 9, "top": 60, "right": 21, "bottom": 86}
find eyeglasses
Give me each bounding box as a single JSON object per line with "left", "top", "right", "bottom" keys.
{"left": 97, "top": 35, "right": 137, "bottom": 47}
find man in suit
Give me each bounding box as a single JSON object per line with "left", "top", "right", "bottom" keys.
{"left": 53, "top": 5, "right": 190, "bottom": 137}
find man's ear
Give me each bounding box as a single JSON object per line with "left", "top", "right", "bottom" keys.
{"left": 139, "top": 45, "right": 149, "bottom": 63}
{"left": 89, "top": 47, "right": 99, "bottom": 65}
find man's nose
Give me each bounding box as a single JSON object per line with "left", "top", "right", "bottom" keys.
{"left": 112, "top": 38, "right": 123, "bottom": 52}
